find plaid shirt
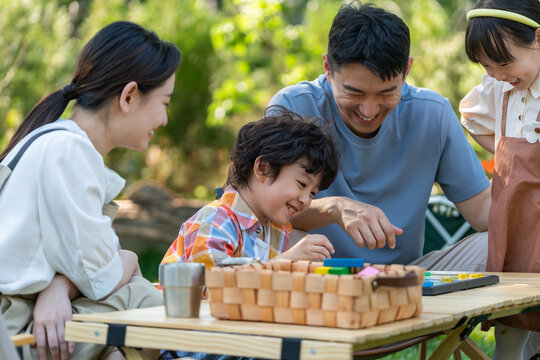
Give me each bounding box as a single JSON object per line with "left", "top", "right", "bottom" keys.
{"left": 161, "top": 186, "right": 291, "bottom": 268}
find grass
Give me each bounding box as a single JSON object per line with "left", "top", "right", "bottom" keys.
{"left": 374, "top": 326, "right": 495, "bottom": 359}
{"left": 138, "top": 247, "right": 164, "bottom": 283}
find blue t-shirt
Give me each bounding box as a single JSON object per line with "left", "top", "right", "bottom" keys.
{"left": 269, "top": 75, "right": 490, "bottom": 264}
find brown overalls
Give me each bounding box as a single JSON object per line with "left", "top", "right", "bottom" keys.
{"left": 487, "top": 91, "right": 540, "bottom": 331}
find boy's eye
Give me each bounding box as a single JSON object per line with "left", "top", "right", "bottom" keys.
{"left": 310, "top": 191, "right": 317, "bottom": 198}
{"left": 297, "top": 180, "right": 306, "bottom": 188}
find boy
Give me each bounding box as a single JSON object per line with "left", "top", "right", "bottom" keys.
{"left": 161, "top": 106, "right": 339, "bottom": 268}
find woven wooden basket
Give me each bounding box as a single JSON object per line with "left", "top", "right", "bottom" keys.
{"left": 206, "top": 259, "right": 424, "bottom": 329}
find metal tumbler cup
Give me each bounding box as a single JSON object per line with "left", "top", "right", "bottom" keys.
{"left": 159, "top": 262, "right": 205, "bottom": 318}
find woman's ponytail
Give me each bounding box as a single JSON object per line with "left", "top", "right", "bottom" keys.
{"left": 0, "top": 88, "right": 72, "bottom": 161}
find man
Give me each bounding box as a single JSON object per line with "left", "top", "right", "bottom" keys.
{"left": 269, "top": 2, "right": 491, "bottom": 270}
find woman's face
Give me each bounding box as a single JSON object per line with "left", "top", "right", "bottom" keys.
{"left": 114, "top": 74, "right": 175, "bottom": 151}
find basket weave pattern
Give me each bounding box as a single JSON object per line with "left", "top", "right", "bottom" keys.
{"left": 206, "top": 260, "right": 424, "bottom": 329}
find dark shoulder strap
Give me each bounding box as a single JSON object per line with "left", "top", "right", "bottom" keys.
{"left": 7, "top": 128, "right": 68, "bottom": 170}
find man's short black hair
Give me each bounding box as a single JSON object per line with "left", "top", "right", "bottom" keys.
{"left": 327, "top": 2, "right": 410, "bottom": 80}
{"left": 227, "top": 105, "right": 339, "bottom": 191}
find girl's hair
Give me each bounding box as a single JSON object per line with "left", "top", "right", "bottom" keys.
{"left": 465, "top": 0, "right": 540, "bottom": 64}
{"left": 227, "top": 105, "right": 339, "bottom": 191}
{"left": 0, "top": 21, "right": 181, "bottom": 161}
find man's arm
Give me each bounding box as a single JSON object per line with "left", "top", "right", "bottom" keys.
{"left": 454, "top": 186, "right": 491, "bottom": 231}
{"left": 291, "top": 196, "right": 403, "bottom": 250}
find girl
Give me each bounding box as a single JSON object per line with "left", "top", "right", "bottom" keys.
{"left": 0, "top": 21, "right": 180, "bottom": 360}
{"left": 460, "top": 1, "right": 540, "bottom": 358}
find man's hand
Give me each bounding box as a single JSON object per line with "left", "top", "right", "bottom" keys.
{"left": 332, "top": 197, "right": 403, "bottom": 250}
{"left": 33, "top": 275, "right": 78, "bottom": 360}
{"left": 278, "top": 234, "right": 335, "bottom": 261}
{"left": 290, "top": 196, "right": 403, "bottom": 250}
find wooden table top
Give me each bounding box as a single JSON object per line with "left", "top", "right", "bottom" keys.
{"left": 70, "top": 272, "right": 540, "bottom": 346}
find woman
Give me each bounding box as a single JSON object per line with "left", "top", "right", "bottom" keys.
{"left": 0, "top": 21, "right": 181, "bottom": 360}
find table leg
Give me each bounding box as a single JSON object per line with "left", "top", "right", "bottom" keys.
{"left": 459, "top": 338, "right": 490, "bottom": 360}
{"left": 418, "top": 341, "right": 427, "bottom": 360}
{"left": 428, "top": 324, "right": 468, "bottom": 360}
{"left": 121, "top": 346, "right": 150, "bottom": 360}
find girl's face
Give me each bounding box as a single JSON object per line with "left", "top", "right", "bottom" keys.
{"left": 479, "top": 33, "right": 540, "bottom": 91}
{"left": 115, "top": 74, "right": 175, "bottom": 151}
{"left": 249, "top": 158, "right": 322, "bottom": 225}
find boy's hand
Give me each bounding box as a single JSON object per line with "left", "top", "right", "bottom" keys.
{"left": 279, "top": 234, "right": 335, "bottom": 261}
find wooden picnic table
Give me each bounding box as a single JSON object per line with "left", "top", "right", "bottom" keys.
{"left": 65, "top": 272, "right": 540, "bottom": 359}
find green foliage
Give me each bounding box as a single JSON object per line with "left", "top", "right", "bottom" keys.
{"left": 72, "top": 0, "right": 234, "bottom": 197}
{"left": 0, "top": 0, "right": 492, "bottom": 198}
{"left": 206, "top": 0, "right": 341, "bottom": 128}
{"left": 0, "top": 0, "right": 74, "bottom": 149}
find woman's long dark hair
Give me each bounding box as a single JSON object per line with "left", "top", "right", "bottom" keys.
{"left": 0, "top": 21, "right": 181, "bottom": 161}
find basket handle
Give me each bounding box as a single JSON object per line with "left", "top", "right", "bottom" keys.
{"left": 371, "top": 270, "right": 419, "bottom": 291}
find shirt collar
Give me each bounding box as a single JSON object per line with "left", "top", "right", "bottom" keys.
{"left": 501, "top": 81, "right": 514, "bottom": 93}
{"left": 500, "top": 74, "right": 540, "bottom": 99}
{"left": 220, "top": 185, "right": 261, "bottom": 231}
{"left": 529, "top": 73, "right": 540, "bottom": 99}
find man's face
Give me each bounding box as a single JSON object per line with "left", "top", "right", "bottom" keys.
{"left": 324, "top": 55, "right": 412, "bottom": 138}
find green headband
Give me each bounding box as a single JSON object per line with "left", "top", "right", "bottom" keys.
{"left": 467, "top": 9, "right": 540, "bottom": 28}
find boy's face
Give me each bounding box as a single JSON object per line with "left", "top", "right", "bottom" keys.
{"left": 323, "top": 55, "right": 412, "bottom": 139}
{"left": 251, "top": 158, "right": 322, "bottom": 225}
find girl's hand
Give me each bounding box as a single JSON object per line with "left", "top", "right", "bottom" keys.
{"left": 278, "top": 234, "right": 335, "bottom": 261}
{"left": 33, "top": 275, "right": 78, "bottom": 360}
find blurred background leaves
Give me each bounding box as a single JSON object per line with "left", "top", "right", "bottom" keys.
{"left": 0, "top": 0, "right": 489, "bottom": 200}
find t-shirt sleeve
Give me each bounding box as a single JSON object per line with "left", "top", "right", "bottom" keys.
{"left": 459, "top": 74, "right": 497, "bottom": 135}
{"left": 269, "top": 84, "right": 332, "bottom": 122}
{"left": 436, "top": 100, "right": 490, "bottom": 202}
{"left": 38, "top": 134, "right": 122, "bottom": 300}
{"left": 269, "top": 90, "right": 297, "bottom": 112}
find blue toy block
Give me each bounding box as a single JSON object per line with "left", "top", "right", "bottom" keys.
{"left": 323, "top": 258, "right": 365, "bottom": 268}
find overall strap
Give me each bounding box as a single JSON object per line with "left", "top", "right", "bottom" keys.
{"left": 501, "top": 92, "right": 510, "bottom": 137}
{"left": 7, "top": 128, "right": 68, "bottom": 170}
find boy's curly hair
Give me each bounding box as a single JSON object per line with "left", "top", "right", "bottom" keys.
{"left": 227, "top": 105, "right": 339, "bottom": 191}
